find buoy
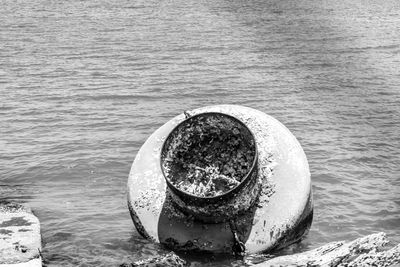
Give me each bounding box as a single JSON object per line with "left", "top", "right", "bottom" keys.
{"left": 127, "top": 105, "right": 313, "bottom": 254}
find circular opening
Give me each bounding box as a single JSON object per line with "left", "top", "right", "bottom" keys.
{"left": 161, "top": 112, "right": 257, "bottom": 199}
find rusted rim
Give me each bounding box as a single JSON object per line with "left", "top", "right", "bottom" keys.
{"left": 160, "top": 111, "right": 258, "bottom": 203}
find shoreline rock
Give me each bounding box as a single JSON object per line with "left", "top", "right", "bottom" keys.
{"left": 254, "top": 232, "right": 400, "bottom": 267}
{"left": 123, "top": 232, "right": 400, "bottom": 267}
{"left": 0, "top": 201, "right": 42, "bottom": 267}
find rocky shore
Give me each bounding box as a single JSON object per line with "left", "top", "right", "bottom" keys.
{"left": 121, "top": 232, "right": 400, "bottom": 267}
{"left": 1, "top": 202, "right": 399, "bottom": 267}
{"left": 0, "top": 201, "right": 42, "bottom": 267}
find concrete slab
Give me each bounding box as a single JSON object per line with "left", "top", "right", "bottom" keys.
{"left": 0, "top": 202, "right": 42, "bottom": 267}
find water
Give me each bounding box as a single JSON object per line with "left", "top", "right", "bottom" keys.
{"left": 1, "top": 0, "right": 399, "bottom": 265}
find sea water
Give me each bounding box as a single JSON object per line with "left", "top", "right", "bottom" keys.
{"left": 1, "top": 0, "right": 399, "bottom": 266}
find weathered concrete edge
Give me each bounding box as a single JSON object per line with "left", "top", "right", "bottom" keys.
{"left": 0, "top": 258, "right": 42, "bottom": 267}
{"left": 0, "top": 201, "right": 42, "bottom": 267}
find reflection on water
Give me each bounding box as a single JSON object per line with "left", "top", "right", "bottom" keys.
{"left": 1, "top": 0, "right": 399, "bottom": 266}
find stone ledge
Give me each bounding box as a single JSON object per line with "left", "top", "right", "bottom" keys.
{"left": 0, "top": 201, "right": 42, "bottom": 267}
{"left": 121, "top": 232, "right": 400, "bottom": 266}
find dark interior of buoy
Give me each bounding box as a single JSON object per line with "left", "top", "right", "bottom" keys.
{"left": 161, "top": 113, "right": 256, "bottom": 198}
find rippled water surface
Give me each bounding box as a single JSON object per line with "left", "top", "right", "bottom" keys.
{"left": 1, "top": 0, "right": 399, "bottom": 266}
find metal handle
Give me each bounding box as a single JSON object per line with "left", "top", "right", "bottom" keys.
{"left": 183, "top": 110, "right": 192, "bottom": 119}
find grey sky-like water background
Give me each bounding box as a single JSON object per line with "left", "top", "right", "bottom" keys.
{"left": 1, "top": 0, "right": 399, "bottom": 266}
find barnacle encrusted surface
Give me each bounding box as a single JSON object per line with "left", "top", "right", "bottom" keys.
{"left": 161, "top": 114, "right": 256, "bottom": 197}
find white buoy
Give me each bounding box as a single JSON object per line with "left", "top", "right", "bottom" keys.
{"left": 128, "top": 105, "right": 313, "bottom": 254}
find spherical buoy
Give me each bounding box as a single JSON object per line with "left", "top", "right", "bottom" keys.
{"left": 127, "top": 105, "right": 313, "bottom": 254}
